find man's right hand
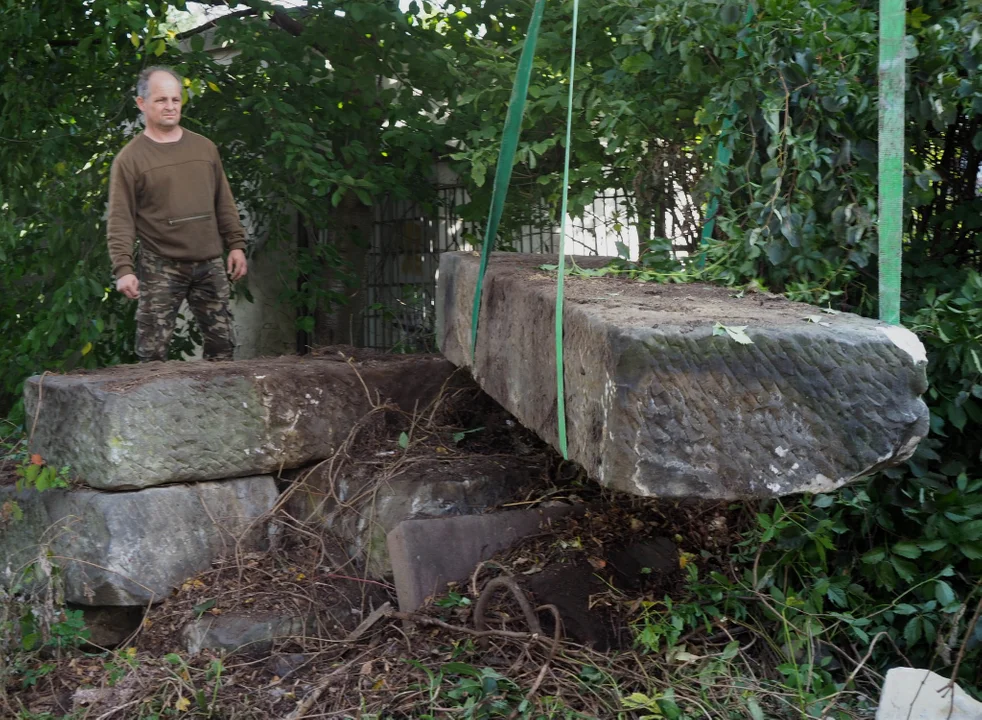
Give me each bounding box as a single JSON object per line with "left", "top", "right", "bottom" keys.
{"left": 116, "top": 274, "right": 140, "bottom": 299}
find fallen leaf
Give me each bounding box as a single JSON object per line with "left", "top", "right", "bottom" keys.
{"left": 587, "top": 557, "right": 607, "bottom": 570}
{"left": 712, "top": 322, "right": 754, "bottom": 345}
{"left": 30, "top": 454, "right": 43, "bottom": 466}
{"left": 175, "top": 696, "right": 190, "bottom": 712}
{"left": 671, "top": 649, "right": 701, "bottom": 663}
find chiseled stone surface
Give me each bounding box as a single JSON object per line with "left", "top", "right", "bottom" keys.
{"left": 0, "top": 476, "right": 277, "bottom": 605}
{"left": 437, "top": 252, "right": 930, "bottom": 499}
{"left": 288, "top": 456, "right": 536, "bottom": 579}
{"left": 24, "top": 353, "right": 458, "bottom": 490}
{"left": 387, "top": 505, "right": 577, "bottom": 612}
{"left": 875, "top": 667, "right": 982, "bottom": 719}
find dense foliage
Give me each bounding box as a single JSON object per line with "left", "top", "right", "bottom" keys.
{"left": 441, "top": 0, "right": 982, "bottom": 698}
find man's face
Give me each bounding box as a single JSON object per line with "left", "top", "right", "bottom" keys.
{"left": 136, "top": 72, "right": 182, "bottom": 131}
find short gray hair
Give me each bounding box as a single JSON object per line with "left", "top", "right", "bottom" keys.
{"left": 136, "top": 66, "right": 183, "bottom": 100}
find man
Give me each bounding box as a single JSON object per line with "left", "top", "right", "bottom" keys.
{"left": 107, "top": 65, "right": 248, "bottom": 362}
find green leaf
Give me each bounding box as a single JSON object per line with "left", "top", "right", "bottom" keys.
{"left": 861, "top": 547, "right": 886, "bottom": 564}
{"left": 398, "top": 432, "right": 409, "bottom": 449}
{"left": 441, "top": 662, "right": 482, "bottom": 677}
{"left": 154, "top": 39, "right": 166, "bottom": 57}
{"left": 904, "top": 616, "right": 922, "bottom": 647}
{"left": 721, "top": 640, "right": 740, "bottom": 660}
{"left": 620, "top": 52, "right": 653, "bottom": 75}
{"left": 947, "top": 403, "right": 967, "bottom": 431}
{"left": 891, "top": 556, "right": 916, "bottom": 582}
{"left": 812, "top": 494, "right": 834, "bottom": 508}
{"left": 193, "top": 598, "right": 216, "bottom": 617}
{"left": 656, "top": 697, "right": 682, "bottom": 719}
{"left": 935, "top": 580, "right": 956, "bottom": 608}
{"left": 892, "top": 541, "right": 922, "bottom": 559}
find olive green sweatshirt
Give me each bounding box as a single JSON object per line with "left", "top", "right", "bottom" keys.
{"left": 106, "top": 129, "right": 247, "bottom": 279}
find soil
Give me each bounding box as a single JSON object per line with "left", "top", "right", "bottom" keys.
{"left": 484, "top": 251, "right": 857, "bottom": 329}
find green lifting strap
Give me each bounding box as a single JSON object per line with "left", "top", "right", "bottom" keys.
{"left": 469, "top": 0, "right": 547, "bottom": 361}
{"left": 878, "top": 0, "right": 905, "bottom": 325}
{"left": 554, "top": 0, "right": 580, "bottom": 460}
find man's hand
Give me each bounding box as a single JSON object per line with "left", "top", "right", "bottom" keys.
{"left": 116, "top": 273, "right": 140, "bottom": 299}
{"left": 227, "top": 248, "right": 248, "bottom": 281}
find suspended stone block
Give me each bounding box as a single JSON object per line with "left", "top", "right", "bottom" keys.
{"left": 436, "top": 252, "right": 929, "bottom": 499}
{"left": 0, "top": 476, "right": 277, "bottom": 605}
{"left": 24, "top": 353, "right": 458, "bottom": 490}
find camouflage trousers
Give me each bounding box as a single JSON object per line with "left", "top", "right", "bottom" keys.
{"left": 136, "top": 248, "right": 235, "bottom": 362}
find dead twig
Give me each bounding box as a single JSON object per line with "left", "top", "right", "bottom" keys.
{"left": 282, "top": 655, "right": 363, "bottom": 720}
{"left": 387, "top": 609, "right": 552, "bottom": 645}
{"left": 474, "top": 575, "right": 542, "bottom": 636}
{"left": 344, "top": 602, "right": 392, "bottom": 644}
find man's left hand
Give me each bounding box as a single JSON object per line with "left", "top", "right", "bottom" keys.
{"left": 227, "top": 249, "right": 248, "bottom": 281}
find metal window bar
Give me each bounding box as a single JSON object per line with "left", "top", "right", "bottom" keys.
{"left": 362, "top": 183, "right": 699, "bottom": 351}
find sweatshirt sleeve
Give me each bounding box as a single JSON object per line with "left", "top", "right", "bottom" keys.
{"left": 106, "top": 157, "right": 138, "bottom": 278}
{"left": 213, "top": 148, "right": 247, "bottom": 252}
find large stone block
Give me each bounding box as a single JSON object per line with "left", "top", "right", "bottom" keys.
{"left": 24, "top": 353, "right": 457, "bottom": 490}
{"left": 287, "top": 456, "right": 534, "bottom": 578}
{"left": 387, "top": 505, "right": 577, "bottom": 612}
{"left": 437, "top": 252, "right": 929, "bottom": 499}
{"left": 0, "top": 476, "right": 277, "bottom": 605}
{"left": 876, "top": 667, "right": 982, "bottom": 719}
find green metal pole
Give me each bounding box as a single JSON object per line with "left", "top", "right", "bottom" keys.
{"left": 878, "top": 0, "right": 905, "bottom": 324}
{"left": 554, "top": 0, "right": 580, "bottom": 460}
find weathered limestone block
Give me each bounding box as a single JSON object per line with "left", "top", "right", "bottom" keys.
{"left": 387, "top": 504, "right": 577, "bottom": 612}
{"left": 876, "top": 667, "right": 982, "bottom": 719}
{"left": 24, "top": 353, "right": 458, "bottom": 490}
{"left": 183, "top": 612, "right": 313, "bottom": 656}
{"left": 437, "top": 252, "right": 930, "bottom": 499}
{"left": 0, "top": 476, "right": 277, "bottom": 605}
{"left": 287, "top": 456, "right": 534, "bottom": 578}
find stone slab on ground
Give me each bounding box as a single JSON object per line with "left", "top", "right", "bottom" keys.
{"left": 183, "top": 612, "right": 313, "bottom": 656}
{"left": 437, "top": 252, "right": 930, "bottom": 498}
{"left": 387, "top": 504, "right": 576, "bottom": 612}
{"left": 875, "top": 667, "right": 982, "bottom": 719}
{"left": 0, "top": 476, "right": 277, "bottom": 605}
{"left": 24, "top": 352, "right": 458, "bottom": 490}
{"left": 287, "top": 456, "right": 536, "bottom": 578}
